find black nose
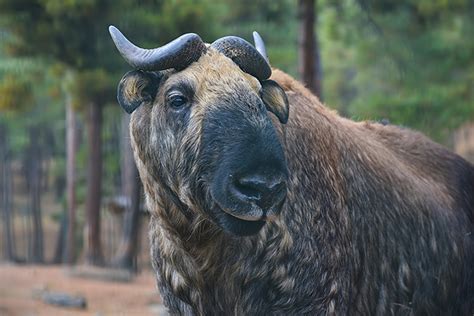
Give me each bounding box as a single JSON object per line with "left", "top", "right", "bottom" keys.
{"left": 231, "top": 173, "right": 287, "bottom": 214}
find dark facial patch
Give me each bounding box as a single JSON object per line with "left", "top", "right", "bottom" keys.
{"left": 200, "top": 100, "right": 288, "bottom": 236}
{"left": 117, "top": 70, "right": 162, "bottom": 113}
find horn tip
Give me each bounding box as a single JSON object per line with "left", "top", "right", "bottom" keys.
{"left": 252, "top": 31, "right": 269, "bottom": 65}
{"left": 109, "top": 25, "right": 121, "bottom": 38}
{"left": 252, "top": 31, "right": 262, "bottom": 42}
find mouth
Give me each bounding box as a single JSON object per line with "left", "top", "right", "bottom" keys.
{"left": 218, "top": 203, "right": 266, "bottom": 221}
{"left": 211, "top": 203, "right": 267, "bottom": 236}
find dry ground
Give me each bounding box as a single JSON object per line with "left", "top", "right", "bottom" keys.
{"left": 0, "top": 264, "right": 165, "bottom": 316}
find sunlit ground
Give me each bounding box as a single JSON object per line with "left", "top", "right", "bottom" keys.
{"left": 0, "top": 265, "right": 163, "bottom": 315}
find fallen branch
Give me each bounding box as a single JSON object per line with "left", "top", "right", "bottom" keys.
{"left": 41, "top": 291, "right": 87, "bottom": 309}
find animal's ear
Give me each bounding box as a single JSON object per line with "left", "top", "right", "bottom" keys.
{"left": 117, "top": 70, "right": 161, "bottom": 114}
{"left": 260, "top": 79, "right": 289, "bottom": 124}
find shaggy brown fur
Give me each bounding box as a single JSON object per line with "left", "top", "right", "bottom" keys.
{"left": 125, "top": 49, "right": 474, "bottom": 315}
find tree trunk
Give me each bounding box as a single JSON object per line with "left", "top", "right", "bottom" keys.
{"left": 84, "top": 102, "right": 104, "bottom": 265}
{"left": 64, "top": 101, "right": 77, "bottom": 265}
{"left": 298, "top": 0, "right": 323, "bottom": 99}
{"left": 0, "top": 123, "right": 16, "bottom": 261}
{"left": 53, "top": 212, "right": 67, "bottom": 263}
{"left": 29, "top": 126, "right": 44, "bottom": 263}
{"left": 113, "top": 114, "right": 142, "bottom": 270}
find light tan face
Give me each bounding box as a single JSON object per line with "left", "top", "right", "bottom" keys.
{"left": 159, "top": 49, "right": 262, "bottom": 123}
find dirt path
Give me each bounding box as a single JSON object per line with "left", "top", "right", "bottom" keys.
{"left": 0, "top": 264, "right": 165, "bottom": 316}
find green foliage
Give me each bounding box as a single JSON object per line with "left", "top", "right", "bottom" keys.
{"left": 219, "top": 0, "right": 298, "bottom": 76}
{"left": 0, "top": 74, "right": 33, "bottom": 111}
{"left": 222, "top": 0, "right": 292, "bottom": 24}
{"left": 70, "top": 69, "right": 115, "bottom": 108}
{"left": 156, "top": 0, "right": 220, "bottom": 42}
{"left": 319, "top": 0, "right": 474, "bottom": 141}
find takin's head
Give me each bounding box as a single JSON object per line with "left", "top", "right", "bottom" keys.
{"left": 110, "top": 26, "right": 289, "bottom": 236}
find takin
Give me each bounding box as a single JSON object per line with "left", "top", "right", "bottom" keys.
{"left": 109, "top": 26, "right": 474, "bottom": 315}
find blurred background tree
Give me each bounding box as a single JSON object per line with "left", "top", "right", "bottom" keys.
{"left": 0, "top": 0, "right": 220, "bottom": 268}
{"left": 320, "top": 0, "right": 474, "bottom": 140}
{"left": 0, "top": 0, "right": 472, "bottom": 270}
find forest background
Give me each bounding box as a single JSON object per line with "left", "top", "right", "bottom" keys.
{"left": 0, "top": 0, "right": 473, "bottom": 271}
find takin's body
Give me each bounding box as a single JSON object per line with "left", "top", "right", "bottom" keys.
{"left": 109, "top": 26, "right": 473, "bottom": 315}
{"left": 138, "top": 69, "right": 474, "bottom": 315}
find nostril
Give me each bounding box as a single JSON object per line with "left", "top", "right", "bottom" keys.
{"left": 268, "top": 179, "right": 286, "bottom": 192}
{"left": 232, "top": 174, "right": 287, "bottom": 203}
{"left": 233, "top": 176, "right": 264, "bottom": 200}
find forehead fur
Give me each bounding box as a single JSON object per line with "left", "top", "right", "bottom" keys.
{"left": 154, "top": 48, "right": 264, "bottom": 133}
{"left": 176, "top": 48, "right": 262, "bottom": 97}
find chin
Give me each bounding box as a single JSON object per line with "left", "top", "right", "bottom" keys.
{"left": 213, "top": 209, "right": 266, "bottom": 236}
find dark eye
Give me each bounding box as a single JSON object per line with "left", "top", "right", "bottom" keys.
{"left": 168, "top": 92, "right": 188, "bottom": 110}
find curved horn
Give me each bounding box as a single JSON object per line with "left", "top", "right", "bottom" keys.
{"left": 252, "top": 31, "right": 269, "bottom": 64}
{"left": 109, "top": 25, "right": 206, "bottom": 71}
{"left": 211, "top": 36, "right": 271, "bottom": 81}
